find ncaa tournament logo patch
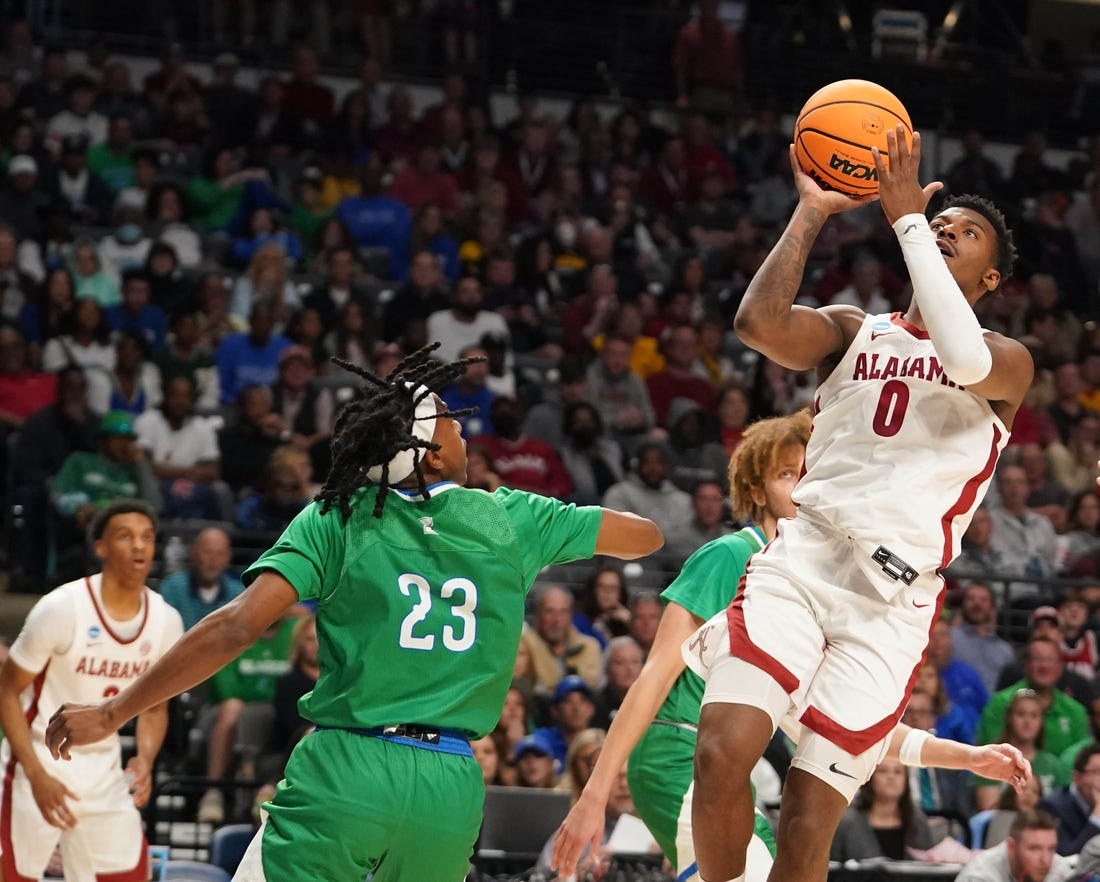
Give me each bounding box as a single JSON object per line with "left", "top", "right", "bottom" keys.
{"left": 871, "top": 321, "right": 891, "bottom": 333}
{"left": 87, "top": 625, "right": 101, "bottom": 640}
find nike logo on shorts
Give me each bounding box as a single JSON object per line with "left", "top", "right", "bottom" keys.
{"left": 829, "top": 762, "right": 858, "bottom": 779}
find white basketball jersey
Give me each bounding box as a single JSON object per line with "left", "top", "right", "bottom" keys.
{"left": 8, "top": 574, "right": 183, "bottom": 759}
{"left": 792, "top": 312, "right": 1008, "bottom": 592}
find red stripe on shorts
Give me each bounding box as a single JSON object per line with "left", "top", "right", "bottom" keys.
{"left": 798, "top": 586, "right": 946, "bottom": 755}
{"left": 725, "top": 590, "right": 800, "bottom": 694}
{"left": 2, "top": 665, "right": 49, "bottom": 882}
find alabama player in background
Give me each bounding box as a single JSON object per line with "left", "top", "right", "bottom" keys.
{"left": 687, "top": 126, "right": 1034, "bottom": 882}
{"left": 0, "top": 499, "right": 183, "bottom": 882}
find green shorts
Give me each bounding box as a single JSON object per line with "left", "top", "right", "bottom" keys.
{"left": 628, "top": 721, "right": 776, "bottom": 872}
{"left": 255, "top": 727, "right": 483, "bottom": 881}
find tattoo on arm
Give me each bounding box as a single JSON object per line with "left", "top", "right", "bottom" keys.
{"left": 745, "top": 206, "right": 826, "bottom": 321}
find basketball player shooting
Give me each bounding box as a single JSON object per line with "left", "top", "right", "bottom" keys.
{"left": 685, "top": 125, "right": 1034, "bottom": 882}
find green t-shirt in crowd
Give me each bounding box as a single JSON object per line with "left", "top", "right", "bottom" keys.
{"left": 86, "top": 143, "right": 135, "bottom": 194}
{"left": 209, "top": 616, "right": 297, "bottom": 703}
{"left": 977, "top": 680, "right": 1090, "bottom": 759}
{"left": 656, "top": 525, "right": 767, "bottom": 728}
{"left": 52, "top": 450, "right": 141, "bottom": 515}
{"left": 186, "top": 176, "right": 244, "bottom": 232}
{"left": 242, "top": 482, "right": 602, "bottom": 738}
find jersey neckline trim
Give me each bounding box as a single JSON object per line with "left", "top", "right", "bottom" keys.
{"left": 84, "top": 575, "right": 149, "bottom": 645}
{"left": 388, "top": 481, "right": 461, "bottom": 501}
{"left": 889, "top": 312, "right": 930, "bottom": 340}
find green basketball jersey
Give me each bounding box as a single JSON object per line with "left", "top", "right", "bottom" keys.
{"left": 242, "top": 482, "right": 602, "bottom": 738}
{"left": 656, "top": 525, "right": 766, "bottom": 728}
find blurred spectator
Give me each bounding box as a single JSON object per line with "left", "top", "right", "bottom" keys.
{"left": 660, "top": 478, "right": 731, "bottom": 569}
{"left": 926, "top": 617, "right": 989, "bottom": 723}
{"left": 1046, "top": 361, "right": 1089, "bottom": 446}
{"left": 665, "top": 397, "right": 726, "bottom": 492}
{"left": 302, "top": 245, "right": 371, "bottom": 337}
{"left": 533, "top": 675, "right": 598, "bottom": 767}
{"left": 134, "top": 375, "right": 224, "bottom": 520}
{"left": 500, "top": 119, "right": 557, "bottom": 221}
{"left": 158, "top": 527, "right": 243, "bottom": 631}
{"left": 187, "top": 146, "right": 268, "bottom": 234}
{"left": 326, "top": 300, "right": 375, "bottom": 367}
{"left": 898, "top": 691, "right": 973, "bottom": 818}
{"left": 282, "top": 45, "right": 334, "bottom": 128}
{"left": 988, "top": 463, "right": 1060, "bottom": 593}
{"left": 197, "top": 613, "right": 298, "bottom": 824}
{"left": 426, "top": 275, "right": 510, "bottom": 363}
{"left": 0, "top": 224, "right": 37, "bottom": 323}
{"left": 99, "top": 206, "right": 153, "bottom": 281}
{"left": 714, "top": 381, "right": 751, "bottom": 459}
{"left": 21, "top": 265, "right": 74, "bottom": 347}
{"left": 86, "top": 113, "right": 135, "bottom": 195}
{"left": 522, "top": 356, "right": 589, "bottom": 450}
{"left": 1038, "top": 742, "right": 1100, "bottom": 855}
{"left": 473, "top": 396, "right": 572, "bottom": 498}
{"left": 512, "top": 732, "right": 559, "bottom": 789}
{"left": 1016, "top": 193, "right": 1089, "bottom": 315}
{"left": 7, "top": 365, "right": 96, "bottom": 583}
{"left": 524, "top": 584, "right": 602, "bottom": 694}
{"left": 230, "top": 241, "right": 301, "bottom": 326}
{"left": 116, "top": 147, "right": 160, "bottom": 218}
{"left": 197, "top": 272, "right": 246, "bottom": 350}
{"left": 264, "top": 614, "right": 320, "bottom": 778}
{"left": 572, "top": 565, "right": 631, "bottom": 649}
{"left": 204, "top": 54, "right": 255, "bottom": 148}
{"left": 48, "top": 134, "right": 112, "bottom": 224}
{"left": 946, "top": 129, "right": 1007, "bottom": 202}
{"left": 592, "top": 302, "right": 664, "bottom": 381}
{"left": 628, "top": 591, "right": 662, "bottom": 658}
{"left": 1060, "top": 490, "right": 1100, "bottom": 574}
{"left": 0, "top": 154, "right": 48, "bottom": 240}
{"left": 1009, "top": 132, "right": 1068, "bottom": 204}
{"left": 41, "top": 295, "right": 114, "bottom": 372}
{"left": 955, "top": 810, "right": 1068, "bottom": 882}
{"left": 45, "top": 75, "right": 107, "bottom": 149}
{"left": 559, "top": 400, "right": 623, "bottom": 505}
{"left": 70, "top": 240, "right": 121, "bottom": 308}
{"left": 148, "top": 182, "right": 203, "bottom": 270}
{"left": 235, "top": 462, "right": 309, "bottom": 532}
{"left": 1047, "top": 414, "right": 1100, "bottom": 499}
{"left": 17, "top": 44, "right": 68, "bottom": 120}
{"left": 231, "top": 208, "right": 303, "bottom": 269}
{"left": 1055, "top": 590, "right": 1099, "bottom": 680}
{"left": 971, "top": 688, "right": 1066, "bottom": 811}
{"left": 585, "top": 334, "right": 657, "bottom": 443}
{"left": 471, "top": 735, "right": 505, "bottom": 786}
{"left": 1018, "top": 442, "right": 1072, "bottom": 531}
{"left": 157, "top": 309, "right": 220, "bottom": 411}
{"left": 603, "top": 442, "right": 692, "bottom": 537}
{"left": 0, "top": 322, "right": 56, "bottom": 430}
{"left": 289, "top": 167, "right": 331, "bottom": 252}
{"left": 978, "top": 637, "right": 1089, "bottom": 758}
{"left": 86, "top": 328, "right": 163, "bottom": 416}
{"left": 440, "top": 343, "right": 495, "bottom": 437}
{"left": 646, "top": 325, "right": 716, "bottom": 428}
{"left": 105, "top": 269, "right": 166, "bottom": 351}
{"left": 51, "top": 409, "right": 162, "bottom": 534}
{"left": 271, "top": 344, "right": 333, "bottom": 476}
{"left": 914, "top": 661, "right": 977, "bottom": 744}
{"left": 829, "top": 758, "right": 933, "bottom": 862}
{"left": 952, "top": 582, "right": 1018, "bottom": 693}
{"left": 590, "top": 636, "right": 643, "bottom": 730}
{"left": 391, "top": 144, "right": 460, "bottom": 217}
{"left": 216, "top": 302, "right": 292, "bottom": 404}
{"left": 217, "top": 385, "right": 288, "bottom": 493}
{"left": 672, "top": 0, "right": 744, "bottom": 119}
{"left": 334, "top": 152, "right": 411, "bottom": 279}
{"left": 383, "top": 249, "right": 450, "bottom": 343}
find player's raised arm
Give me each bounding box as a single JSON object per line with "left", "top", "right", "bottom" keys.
{"left": 46, "top": 571, "right": 299, "bottom": 759}
{"left": 594, "top": 508, "right": 663, "bottom": 559}
{"left": 733, "top": 146, "right": 873, "bottom": 372}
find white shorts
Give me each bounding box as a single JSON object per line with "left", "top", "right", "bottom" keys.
{"left": 0, "top": 744, "right": 147, "bottom": 882}
{"left": 683, "top": 513, "right": 941, "bottom": 797}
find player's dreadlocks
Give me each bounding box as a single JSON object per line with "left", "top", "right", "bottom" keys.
{"left": 317, "top": 343, "right": 482, "bottom": 521}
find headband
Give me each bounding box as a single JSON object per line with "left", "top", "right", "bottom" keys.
{"left": 366, "top": 384, "right": 438, "bottom": 484}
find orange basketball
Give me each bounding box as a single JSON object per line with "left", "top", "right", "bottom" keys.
{"left": 793, "top": 79, "right": 912, "bottom": 197}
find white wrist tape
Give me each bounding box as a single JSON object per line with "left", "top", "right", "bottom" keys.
{"left": 899, "top": 728, "right": 932, "bottom": 768}
{"left": 892, "top": 213, "right": 993, "bottom": 387}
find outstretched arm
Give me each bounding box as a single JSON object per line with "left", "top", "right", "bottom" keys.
{"left": 594, "top": 509, "right": 664, "bottom": 559}
{"left": 552, "top": 602, "right": 699, "bottom": 876}
{"left": 733, "top": 146, "right": 873, "bottom": 371}
{"left": 888, "top": 724, "right": 1030, "bottom": 792}
{"left": 46, "top": 572, "right": 299, "bottom": 759}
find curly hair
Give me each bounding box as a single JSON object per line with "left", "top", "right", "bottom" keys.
{"left": 727, "top": 410, "right": 812, "bottom": 523}
{"left": 316, "top": 343, "right": 482, "bottom": 521}
{"left": 939, "top": 194, "right": 1017, "bottom": 286}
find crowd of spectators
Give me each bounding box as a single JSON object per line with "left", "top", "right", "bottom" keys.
{"left": 0, "top": 10, "right": 1099, "bottom": 880}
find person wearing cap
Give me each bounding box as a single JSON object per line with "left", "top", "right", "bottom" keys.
{"left": 51, "top": 409, "right": 162, "bottom": 539}
{"left": 533, "top": 675, "right": 599, "bottom": 767}
{"left": 513, "top": 732, "right": 561, "bottom": 789}
{"left": 271, "top": 343, "right": 334, "bottom": 476}
{"left": 978, "top": 635, "right": 1090, "bottom": 758}
{"left": 0, "top": 154, "right": 48, "bottom": 240}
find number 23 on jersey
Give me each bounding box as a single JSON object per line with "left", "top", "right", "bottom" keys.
{"left": 396, "top": 573, "right": 479, "bottom": 652}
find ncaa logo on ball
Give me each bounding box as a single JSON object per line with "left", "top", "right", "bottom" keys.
{"left": 861, "top": 112, "right": 886, "bottom": 135}
{"left": 829, "top": 153, "right": 877, "bottom": 181}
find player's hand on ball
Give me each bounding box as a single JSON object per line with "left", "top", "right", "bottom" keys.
{"left": 27, "top": 767, "right": 79, "bottom": 829}
{"left": 789, "top": 144, "right": 877, "bottom": 215}
{"left": 45, "top": 702, "right": 116, "bottom": 760}
{"left": 871, "top": 126, "right": 943, "bottom": 225}
{"left": 969, "top": 743, "right": 1031, "bottom": 791}
{"left": 551, "top": 790, "right": 607, "bottom": 878}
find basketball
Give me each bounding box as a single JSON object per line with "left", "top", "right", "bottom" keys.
{"left": 793, "top": 79, "right": 912, "bottom": 197}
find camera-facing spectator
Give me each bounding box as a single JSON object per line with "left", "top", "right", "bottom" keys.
{"left": 158, "top": 526, "right": 243, "bottom": 631}
{"left": 523, "top": 585, "right": 602, "bottom": 695}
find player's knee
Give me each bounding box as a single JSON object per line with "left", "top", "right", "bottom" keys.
{"left": 694, "top": 722, "right": 753, "bottom": 787}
